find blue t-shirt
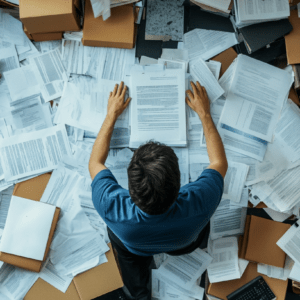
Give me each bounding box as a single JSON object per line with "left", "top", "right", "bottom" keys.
{"left": 91, "top": 168, "right": 223, "bottom": 256}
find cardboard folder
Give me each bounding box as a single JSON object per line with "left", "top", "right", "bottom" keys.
{"left": 285, "top": 10, "right": 300, "bottom": 65}
{"left": 0, "top": 173, "right": 60, "bottom": 273}
{"left": 212, "top": 47, "right": 237, "bottom": 77}
{"left": 238, "top": 215, "right": 291, "bottom": 268}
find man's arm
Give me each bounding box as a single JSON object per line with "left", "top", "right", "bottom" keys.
{"left": 186, "top": 81, "right": 228, "bottom": 178}
{"left": 89, "top": 81, "right": 131, "bottom": 180}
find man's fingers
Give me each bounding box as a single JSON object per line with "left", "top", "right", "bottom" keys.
{"left": 117, "top": 81, "right": 124, "bottom": 96}
{"left": 186, "top": 90, "right": 194, "bottom": 101}
{"left": 109, "top": 92, "right": 112, "bottom": 97}
{"left": 196, "top": 81, "right": 204, "bottom": 98}
{"left": 190, "top": 82, "right": 198, "bottom": 96}
{"left": 185, "top": 97, "right": 193, "bottom": 109}
{"left": 202, "top": 86, "right": 208, "bottom": 99}
{"left": 121, "top": 85, "right": 128, "bottom": 97}
{"left": 112, "top": 84, "right": 118, "bottom": 96}
{"left": 124, "top": 97, "right": 132, "bottom": 108}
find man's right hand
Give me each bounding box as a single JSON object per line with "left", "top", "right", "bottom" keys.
{"left": 185, "top": 81, "right": 211, "bottom": 120}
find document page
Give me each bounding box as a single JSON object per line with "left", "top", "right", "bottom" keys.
{"left": 190, "top": 58, "right": 224, "bottom": 102}
{"left": 193, "top": 0, "right": 231, "bottom": 12}
{"left": 277, "top": 221, "right": 300, "bottom": 265}
{"left": 0, "top": 124, "right": 71, "bottom": 181}
{"left": 90, "top": 0, "right": 111, "bottom": 19}
{"left": 207, "top": 236, "right": 240, "bottom": 283}
{"left": 29, "top": 49, "right": 68, "bottom": 102}
{"left": 0, "top": 264, "right": 39, "bottom": 300}
{"left": 62, "top": 40, "right": 94, "bottom": 76}
{"left": 158, "top": 248, "right": 212, "bottom": 290}
{"left": 0, "top": 44, "right": 19, "bottom": 73}
{"left": 219, "top": 55, "right": 292, "bottom": 142}
{"left": 130, "top": 68, "right": 187, "bottom": 148}
{"left": 210, "top": 198, "right": 247, "bottom": 240}
{"left": 172, "top": 148, "right": 189, "bottom": 187}
{"left": 206, "top": 60, "right": 221, "bottom": 80}
{"left": 274, "top": 99, "right": 300, "bottom": 163}
{"left": 152, "top": 270, "right": 192, "bottom": 300}
{"left": 184, "top": 29, "right": 238, "bottom": 61}
{"left": 236, "top": 0, "right": 290, "bottom": 22}
{"left": 39, "top": 259, "right": 73, "bottom": 293}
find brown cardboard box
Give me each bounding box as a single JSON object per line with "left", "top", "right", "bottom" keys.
{"left": 25, "top": 244, "right": 123, "bottom": 300}
{"left": 238, "top": 215, "right": 291, "bottom": 268}
{"left": 24, "top": 26, "right": 63, "bottom": 42}
{"left": 20, "top": 0, "right": 81, "bottom": 34}
{"left": 292, "top": 281, "right": 300, "bottom": 294}
{"left": 9, "top": 173, "right": 123, "bottom": 299}
{"left": 212, "top": 47, "right": 237, "bottom": 77}
{"left": 285, "top": 10, "right": 300, "bottom": 65}
{"left": 0, "top": 173, "right": 60, "bottom": 272}
{"left": 207, "top": 262, "right": 288, "bottom": 300}
{"left": 82, "top": 0, "right": 135, "bottom": 49}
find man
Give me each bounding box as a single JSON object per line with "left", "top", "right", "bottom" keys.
{"left": 89, "top": 81, "right": 227, "bottom": 300}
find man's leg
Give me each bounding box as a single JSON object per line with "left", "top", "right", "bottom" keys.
{"left": 107, "top": 227, "right": 153, "bottom": 300}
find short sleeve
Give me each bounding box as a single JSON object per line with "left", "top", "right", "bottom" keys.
{"left": 180, "top": 168, "right": 224, "bottom": 217}
{"left": 91, "top": 169, "right": 125, "bottom": 219}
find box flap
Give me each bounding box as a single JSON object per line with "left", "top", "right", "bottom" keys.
{"left": 238, "top": 215, "right": 251, "bottom": 259}
{"left": 207, "top": 262, "right": 288, "bottom": 300}
{"left": 20, "top": 0, "right": 73, "bottom": 18}
{"left": 285, "top": 10, "right": 300, "bottom": 65}
{"left": 289, "top": 86, "right": 300, "bottom": 106}
{"left": 0, "top": 207, "right": 60, "bottom": 272}
{"left": 211, "top": 47, "right": 237, "bottom": 77}
{"left": 13, "top": 173, "right": 52, "bottom": 201}
{"left": 25, "top": 279, "right": 81, "bottom": 300}
{"left": 83, "top": 0, "right": 135, "bottom": 49}
{"left": 73, "top": 243, "right": 123, "bottom": 300}
{"left": 245, "top": 215, "right": 290, "bottom": 268}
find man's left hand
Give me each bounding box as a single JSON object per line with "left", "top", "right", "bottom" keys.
{"left": 107, "top": 81, "right": 131, "bottom": 120}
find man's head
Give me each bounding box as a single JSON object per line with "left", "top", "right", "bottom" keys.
{"left": 128, "top": 141, "right": 180, "bottom": 215}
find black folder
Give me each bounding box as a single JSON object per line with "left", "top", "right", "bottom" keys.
{"left": 239, "top": 19, "right": 293, "bottom": 54}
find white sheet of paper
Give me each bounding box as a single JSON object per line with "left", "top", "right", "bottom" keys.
{"left": 206, "top": 60, "right": 221, "bottom": 80}
{"left": 184, "top": 29, "right": 238, "bottom": 61}
{"left": 210, "top": 198, "right": 247, "bottom": 240}
{"left": 207, "top": 236, "right": 240, "bottom": 283}
{"left": 277, "top": 221, "right": 300, "bottom": 265}
{"left": 0, "top": 196, "right": 55, "bottom": 260}
{"left": 219, "top": 54, "right": 292, "bottom": 142}
{"left": 289, "top": 262, "right": 300, "bottom": 282}
{"left": 0, "top": 124, "right": 71, "bottom": 181}
{"left": 39, "top": 258, "right": 73, "bottom": 293}
{"left": 158, "top": 248, "right": 212, "bottom": 290}
{"left": 0, "top": 44, "right": 19, "bottom": 73}
{"left": 129, "top": 68, "right": 187, "bottom": 148}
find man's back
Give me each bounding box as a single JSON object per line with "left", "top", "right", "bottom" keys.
{"left": 92, "top": 168, "right": 223, "bottom": 256}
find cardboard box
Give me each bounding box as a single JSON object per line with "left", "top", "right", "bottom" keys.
{"left": 82, "top": 0, "right": 135, "bottom": 49}
{"left": 239, "top": 215, "right": 291, "bottom": 268}
{"left": 9, "top": 173, "right": 123, "bottom": 299}
{"left": 0, "top": 173, "right": 60, "bottom": 272}
{"left": 20, "top": 0, "right": 81, "bottom": 34}
{"left": 212, "top": 47, "right": 237, "bottom": 77}
{"left": 285, "top": 10, "right": 300, "bottom": 65}
{"left": 206, "top": 262, "right": 288, "bottom": 300}
{"left": 24, "top": 26, "right": 63, "bottom": 42}
{"left": 292, "top": 281, "right": 300, "bottom": 294}
{"left": 25, "top": 244, "right": 123, "bottom": 300}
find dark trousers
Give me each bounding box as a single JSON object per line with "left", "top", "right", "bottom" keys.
{"left": 107, "top": 222, "right": 210, "bottom": 300}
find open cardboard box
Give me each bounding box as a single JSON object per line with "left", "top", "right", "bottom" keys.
{"left": 206, "top": 262, "right": 288, "bottom": 300}
{"left": 20, "top": 0, "right": 81, "bottom": 34}
{"left": 238, "top": 215, "right": 291, "bottom": 268}
{"left": 24, "top": 26, "right": 63, "bottom": 42}
{"left": 1, "top": 173, "right": 123, "bottom": 299}
{"left": 82, "top": 0, "right": 135, "bottom": 49}
{"left": 0, "top": 173, "right": 60, "bottom": 273}
{"left": 211, "top": 47, "right": 237, "bottom": 77}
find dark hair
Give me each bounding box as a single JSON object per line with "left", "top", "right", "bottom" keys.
{"left": 127, "top": 141, "right": 180, "bottom": 215}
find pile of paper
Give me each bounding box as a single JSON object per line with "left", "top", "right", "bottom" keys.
{"left": 232, "top": 0, "right": 290, "bottom": 28}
